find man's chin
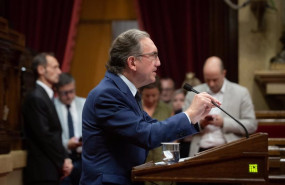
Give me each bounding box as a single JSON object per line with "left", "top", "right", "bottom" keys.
{"left": 150, "top": 77, "right": 156, "bottom": 83}
{"left": 51, "top": 79, "right": 59, "bottom": 84}
{"left": 141, "top": 79, "right": 155, "bottom": 87}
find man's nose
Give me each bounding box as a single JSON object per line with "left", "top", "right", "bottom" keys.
{"left": 208, "top": 81, "right": 215, "bottom": 87}
{"left": 149, "top": 97, "right": 155, "bottom": 102}
{"left": 156, "top": 57, "right": 161, "bottom": 66}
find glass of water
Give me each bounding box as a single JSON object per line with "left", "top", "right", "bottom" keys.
{"left": 162, "top": 142, "right": 180, "bottom": 165}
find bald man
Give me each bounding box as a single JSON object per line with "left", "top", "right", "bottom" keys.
{"left": 183, "top": 56, "right": 257, "bottom": 157}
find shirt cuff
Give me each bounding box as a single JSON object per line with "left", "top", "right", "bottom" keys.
{"left": 183, "top": 112, "right": 192, "bottom": 124}
{"left": 183, "top": 112, "right": 201, "bottom": 131}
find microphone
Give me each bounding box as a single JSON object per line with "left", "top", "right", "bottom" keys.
{"left": 183, "top": 83, "right": 249, "bottom": 138}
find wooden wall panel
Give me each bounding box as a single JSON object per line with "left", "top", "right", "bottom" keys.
{"left": 0, "top": 17, "right": 26, "bottom": 152}
{"left": 81, "top": 0, "right": 136, "bottom": 20}
{"left": 71, "top": 0, "right": 137, "bottom": 97}
{"left": 239, "top": 0, "right": 284, "bottom": 110}
{"left": 71, "top": 23, "right": 111, "bottom": 97}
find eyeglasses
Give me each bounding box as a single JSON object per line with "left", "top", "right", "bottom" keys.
{"left": 59, "top": 89, "right": 75, "bottom": 96}
{"left": 137, "top": 52, "right": 158, "bottom": 60}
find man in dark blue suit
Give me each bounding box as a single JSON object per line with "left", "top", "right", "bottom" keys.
{"left": 80, "top": 29, "right": 220, "bottom": 185}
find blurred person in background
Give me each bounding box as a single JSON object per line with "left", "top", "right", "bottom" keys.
{"left": 171, "top": 88, "right": 186, "bottom": 114}
{"left": 171, "top": 89, "right": 191, "bottom": 161}
{"left": 55, "top": 73, "right": 86, "bottom": 185}
{"left": 160, "top": 77, "right": 175, "bottom": 104}
{"left": 140, "top": 78, "right": 173, "bottom": 185}
{"left": 183, "top": 56, "right": 257, "bottom": 158}
{"left": 22, "top": 53, "right": 72, "bottom": 185}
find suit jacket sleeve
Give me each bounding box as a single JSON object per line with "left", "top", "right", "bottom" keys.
{"left": 222, "top": 86, "right": 257, "bottom": 135}
{"left": 87, "top": 87, "right": 199, "bottom": 150}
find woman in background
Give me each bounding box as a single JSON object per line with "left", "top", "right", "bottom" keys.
{"left": 140, "top": 77, "right": 173, "bottom": 123}
{"left": 140, "top": 77, "right": 173, "bottom": 185}
{"left": 171, "top": 89, "right": 191, "bottom": 160}
{"left": 172, "top": 88, "right": 186, "bottom": 114}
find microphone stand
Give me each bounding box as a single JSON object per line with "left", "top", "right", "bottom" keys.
{"left": 183, "top": 83, "right": 249, "bottom": 138}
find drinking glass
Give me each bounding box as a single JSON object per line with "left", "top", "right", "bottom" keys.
{"left": 162, "top": 142, "right": 180, "bottom": 165}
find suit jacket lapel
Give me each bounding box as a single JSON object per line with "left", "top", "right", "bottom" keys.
{"left": 105, "top": 72, "right": 142, "bottom": 114}
{"left": 221, "top": 79, "right": 231, "bottom": 117}
{"left": 36, "top": 84, "right": 61, "bottom": 124}
{"left": 36, "top": 84, "right": 52, "bottom": 104}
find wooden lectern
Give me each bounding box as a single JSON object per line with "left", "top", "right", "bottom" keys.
{"left": 132, "top": 133, "right": 268, "bottom": 183}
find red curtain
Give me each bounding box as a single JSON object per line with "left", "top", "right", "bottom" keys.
{"left": 6, "top": 0, "right": 75, "bottom": 66}
{"left": 61, "top": 0, "right": 83, "bottom": 72}
{"left": 136, "top": 0, "right": 238, "bottom": 88}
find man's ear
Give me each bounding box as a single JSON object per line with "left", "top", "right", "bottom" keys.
{"left": 126, "top": 56, "right": 137, "bottom": 71}
{"left": 37, "top": 65, "right": 45, "bottom": 75}
{"left": 223, "top": 69, "right": 227, "bottom": 77}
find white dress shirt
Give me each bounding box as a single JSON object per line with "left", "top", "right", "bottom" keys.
{"left": 54, "top": 98, "right": 83, "bottom": 153}
{"left": 36, "top": 80, "right": 54, "bottom": 99}
{"left": 199, "top": 80, "right": 227, "bottom": 148}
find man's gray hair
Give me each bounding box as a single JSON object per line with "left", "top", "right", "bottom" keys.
{"left": 106, "top": 29, "right": 150, "bottom": 74}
